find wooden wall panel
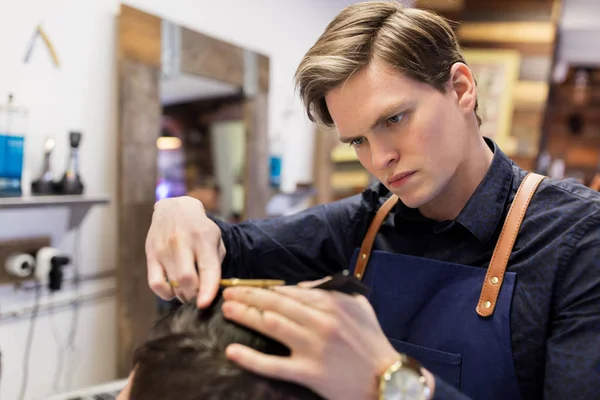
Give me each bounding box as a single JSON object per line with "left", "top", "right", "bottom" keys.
{"left": 258, "top": 53, "right": 270, "bottom": 93}
{"left": 415, "top": 0, "right": 464, "bottom": 12}
{"left": 117, "top": 5, "right": 164, "bottom": 376}
{"left": 460, "top": 41, "right": 554, "bottom": 56}
{"left": 117, "top": 57, "right": 160, "bottom": 377}
{"left": 117, "top": 202, "right": 157, "bottom": 375}
{"left": 313, "top": 125, "right": 338, "bottom": 205}
{"left": 119, "top": 5, "right": 161, "bottom": 68}
{"left": 458, "top": 22, "right": 555, "bottom": 44}
{"left": 463, "top": 1, "right": 555, "bottom": 22}
{"left": 243, "top": 92, "right": 270, "bottom": 220}
{"left": 180, "top": 27, "right": 245, "bottom": 87}
{"left": 119, "top": 61, "right": 161, "bottom": 145}
{"left": 121, "top": 144, "right": 158, "bottom": 205}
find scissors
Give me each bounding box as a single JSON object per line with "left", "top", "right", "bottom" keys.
{"left": 169, "top": 270, "right": 368, "bottom": 303}
{"left": 167, "top": 278, "right": 285, "bottom": 303}
{"left": 219, "top": 278, "right": 286, "bottom": 288}
{"left": 219, "top": 270, "right": 369, "bottom": 295}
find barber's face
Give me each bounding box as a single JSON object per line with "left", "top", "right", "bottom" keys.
{"left": 325, "top": 58, "right": 475, "bottom": 209}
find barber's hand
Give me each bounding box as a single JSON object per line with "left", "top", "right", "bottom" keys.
{"left": 146, "top": 196, "right": 226, "bottom": 308}
{"left": 221, "top": 284, "right": 401, "bottom": 400}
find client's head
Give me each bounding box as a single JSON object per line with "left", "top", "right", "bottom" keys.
{"left": 129, "top": 294, "right": 322, "bottom": 400}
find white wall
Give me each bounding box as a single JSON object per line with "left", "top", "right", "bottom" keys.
{"left": 0, "top": 1, "right": 119, "bottom": 399}
{"left": 0, "top": 0, "right": 362, "bottom": 398}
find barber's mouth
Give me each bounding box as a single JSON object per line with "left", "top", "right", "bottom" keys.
{"left": 387, "top": 171, "right": 416, "bottom": 188}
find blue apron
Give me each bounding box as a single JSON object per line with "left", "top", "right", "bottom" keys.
{"left": 350, "top": 173, "right": 545, "bottom": 400}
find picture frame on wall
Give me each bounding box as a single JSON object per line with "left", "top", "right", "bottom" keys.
{"left": 463, "top": 48, "right": 521, "bottom": 154}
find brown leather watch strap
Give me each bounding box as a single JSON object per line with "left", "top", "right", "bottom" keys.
{"left": 354, "top": 195, "right": 398, "bottom": 280}
{"left": 476, "top": 172, "right": 546, "bottom": 317}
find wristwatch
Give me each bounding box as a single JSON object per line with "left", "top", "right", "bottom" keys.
{"left": 379, "top": 353, "right": 432, "bottom": 400}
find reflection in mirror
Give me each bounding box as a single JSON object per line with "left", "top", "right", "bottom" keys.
{"left": 157, "top": 72, "right": 245, "bottom": 223}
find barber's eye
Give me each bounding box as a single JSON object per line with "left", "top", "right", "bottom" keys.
{"left": 386, "top": 113, "right": 404, "bottom": 125}
{"left": 350, "top": 137, "right": 365, "bottom": 147}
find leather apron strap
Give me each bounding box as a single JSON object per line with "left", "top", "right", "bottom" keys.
{"left": 354, "top": 195, "right": 398, "bottom": 280}
{"left": 476, "top": 172, "right": 545, "bottom": 317}
{"left": 353, "top": 172, "right": 546, "bottom": 317}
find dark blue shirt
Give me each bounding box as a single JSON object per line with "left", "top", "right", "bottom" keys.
{"left": 214, "top": 140, "right": 600, "bottom": 399}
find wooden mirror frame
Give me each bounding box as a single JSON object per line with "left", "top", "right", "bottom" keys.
{"left": 116, "top": 5, "right": 270, "bottom": 376}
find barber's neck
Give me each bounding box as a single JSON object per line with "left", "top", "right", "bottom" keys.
{"left": 419, "top": 135, "right": 494, "bottom": 222}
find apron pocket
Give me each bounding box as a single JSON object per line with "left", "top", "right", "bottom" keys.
{"left": 388, "top": 338, "right": 462, "bottom": 389}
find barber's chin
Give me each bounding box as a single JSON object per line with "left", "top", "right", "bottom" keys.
{"left": 396, "top": 195, "right": 426, "bottom": 210}
{"left": 393, "top": 187, "right": 432, "bottom": 210}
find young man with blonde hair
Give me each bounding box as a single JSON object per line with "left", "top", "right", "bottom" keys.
{"left": 136, "top": 2, "right": 600, "bottom": 399}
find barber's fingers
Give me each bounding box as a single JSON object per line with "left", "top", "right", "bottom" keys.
{"left": 147, "top": 256, "right": 173, "bottom": 300}
{"left": 273, "top": 285, "right": 364, "bottom": 315}
{"left": 146, "top": 197, "right": 224, "bottom": 307}
{"left": 222, "top": 287, "right": 324, "bottom": 332}
{"left": 170, "top": 238, "right": 199, "bottom": 302}
{"left": 195, "top": 235, "right": 224, "bottom": 308}
{"left": 225, "top": 344, "right": 308, "bottom": 386}
{"left": 221, "top": 299, "right": 312, "bottom": 350}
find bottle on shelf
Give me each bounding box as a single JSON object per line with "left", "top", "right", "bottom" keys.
{"left": 0, "top": 94, "right": 28, "bottom": 197}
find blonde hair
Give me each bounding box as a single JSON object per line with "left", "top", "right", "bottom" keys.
{"left": 294, "top": 1, "right": 481, "bottom": 126}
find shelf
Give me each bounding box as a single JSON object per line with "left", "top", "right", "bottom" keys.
{"left": 0, "top": 194, "right": 110, "bottom": 210}
{"left": 0, "top": 194, "right": 110, "bottom": 229}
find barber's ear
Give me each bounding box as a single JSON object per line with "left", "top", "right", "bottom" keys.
{"left": 448, "top": 62, "right": 477, "bottom": 113}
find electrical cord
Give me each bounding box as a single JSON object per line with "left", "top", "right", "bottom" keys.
{"left": 49, "top": 228, "right": 82, "bottom": 394}
{"left": 49, "top": 294, "right": 66, "bottom": 394}
{"left": 17, "top": 281, "right": 41, "bottom": 400}
{"left": 64, "top": 227, "right": 82, "bottom": 390}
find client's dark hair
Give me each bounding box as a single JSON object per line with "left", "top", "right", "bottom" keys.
{"left": 129, "top": 294, "right": 322, "bottom": 400}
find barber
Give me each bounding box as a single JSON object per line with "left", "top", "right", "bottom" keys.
{"left": 140, "top": 3, "right": 600, "bottom": 400}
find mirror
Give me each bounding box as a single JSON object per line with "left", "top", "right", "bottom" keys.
{"left": 158, "top": 72, "right": 246, "bottom": 222}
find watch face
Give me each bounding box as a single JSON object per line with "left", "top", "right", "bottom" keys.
{"left": 382, "top": 368, "right": 428, "bottom": 400}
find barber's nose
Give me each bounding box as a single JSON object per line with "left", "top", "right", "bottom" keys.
{"left": 370, "top": 143, "right": 399, "bottom": 170}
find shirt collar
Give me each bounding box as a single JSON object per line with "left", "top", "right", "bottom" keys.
{"left": 394, "top": 138, "right": 514, "bottom": 243}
